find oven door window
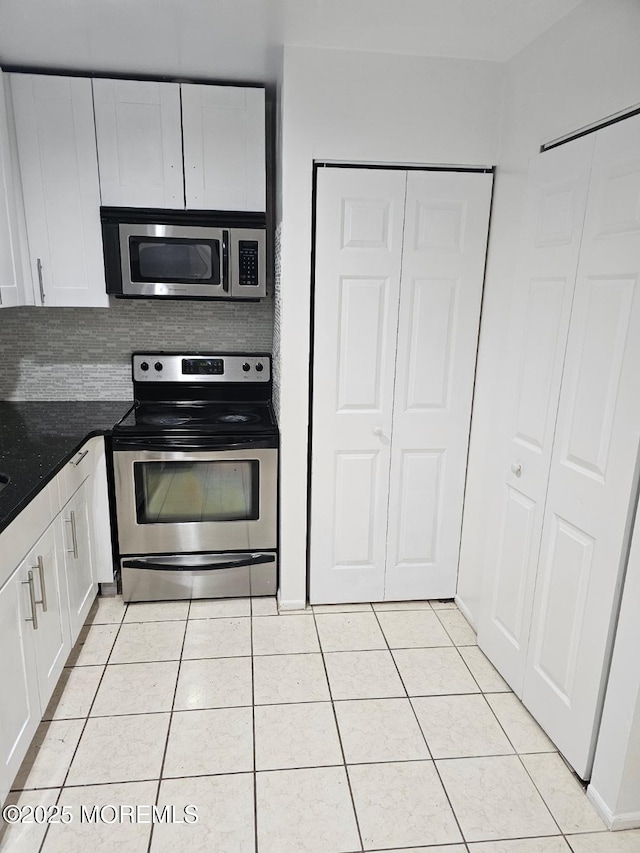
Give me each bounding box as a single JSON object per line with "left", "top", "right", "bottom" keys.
{"left": 133, "top": 460, "right": 259, "bottom": 523}
{"left": 129, "top": 237, "right": 220, "bottom": 285}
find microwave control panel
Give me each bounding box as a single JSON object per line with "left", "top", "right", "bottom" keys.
{"left": 238, "top": 241, "right": 260, "bottom": 287}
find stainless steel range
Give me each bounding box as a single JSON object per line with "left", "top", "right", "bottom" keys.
{"left": 112, "top": 352, "right": 278, "bottom": 603}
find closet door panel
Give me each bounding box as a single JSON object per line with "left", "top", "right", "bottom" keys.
{"left": 477, "top": 138, "right": 594, "bottom": 692}
{"left": 310, "top": 168, "right": 406, "bottom": 604}
{"left": 384, "top": 170, "right": 492, "bottom": 601}
{"left": 523, "top": 113, "right": 640, "bottom": 778}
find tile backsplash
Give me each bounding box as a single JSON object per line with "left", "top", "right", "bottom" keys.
{"left": 0, "top": 297, "right": 273, "bottom": 400}
{"left": 272, "top": 221, "right": 282, "bottom": 419}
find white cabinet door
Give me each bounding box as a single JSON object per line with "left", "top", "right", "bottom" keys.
{"left": 182, "top": 84, "right": 265, "bottom": 211}
{"left": 61, "top": 481, "right": 97, "bottom": 642}
{"left": 0, "top": 564, "right": 40, "bottom": 805}
{"left": 522, "top": 113, "right": 640, "bottom": 779}
{"left": 29, "top": 522, "right": 71, "bottom": 711}
{"left": 93, "top": 78, "right": 183, "bottom": 208}
{"left": 0, "top": 72, "right": 24, "bottom": 309}
{"left": 384, "top": 170, "right": 492, "bottom": 601}
{"left": 10, "top": 74, "right": 108, "bottom": 307}
{"left": 87, "top": 437, "right": 114, "bottom": 584}
{"left": 477, "top": 137, "right": 594, "bottom": 691}
{"left": 310, "top": 167, "right": 407, "bottom": 603}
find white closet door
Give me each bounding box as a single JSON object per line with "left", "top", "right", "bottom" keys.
{"left": 522, "top": 113, "right": 640, "bottom": 778}
{"left": 182, "top": 84, "right": 265, "bottom": 211}
{"left": 384, "top": 170, "right": 492, "bottom": 601}
{"left": 477, "top": 137, "right": 594, "bottom": 691}
{"left": 310, "top": 168, "right": 407, "bottom": 604}
{"left": 93, "top": 79, "right": 183, "bottom": 208}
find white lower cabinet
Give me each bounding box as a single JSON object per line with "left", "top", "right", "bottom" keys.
{"left": 0, "top": 437, "right": 108, "bottom": 804}
{"left": 61, "top": 480, "right": 97, "bottom": 640}
{"left": 0, "top": 523, "right": 70, "bottom": 804}
{"left": 0, "top": 557, "right": 40, "bottom": 805}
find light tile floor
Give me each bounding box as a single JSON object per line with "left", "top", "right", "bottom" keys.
{"left": 3, "top": 596, "right": 639, "bottom": 852}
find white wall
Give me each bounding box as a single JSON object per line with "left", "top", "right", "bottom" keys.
{"left": 277, "top": 45, "right": 504, "bottom": 607}
{"left": 458, "top": 0, "right": 640, "bottom": 623}
{"left": 456, "top": 0, "right": 640, "bottom": 827}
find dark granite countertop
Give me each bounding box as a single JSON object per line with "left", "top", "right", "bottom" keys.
{"left": 0, "top": 401, "right": 133, "bottom": 534}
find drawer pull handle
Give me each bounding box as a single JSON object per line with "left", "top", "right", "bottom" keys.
{"left": 71, "top": 450, "right": 89, "bottom": 467}
{"left": 23, "top": 570, "right": 39, "bottom": 630}
{"left": 66, "top": 511, "right": 79, "bottom": 559}
{"left": 35, "top": 555, "right": 48, "bottom": 612}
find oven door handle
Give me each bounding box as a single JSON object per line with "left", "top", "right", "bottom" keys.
{"left": 121, "top": 553, "right": 276, "bottom": 572}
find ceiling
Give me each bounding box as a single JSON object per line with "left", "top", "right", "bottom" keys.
{"left": 0, "top": 0, "right": 584, "bottom": 83}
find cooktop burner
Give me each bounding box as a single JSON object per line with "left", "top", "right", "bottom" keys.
{"left": 142, "top": 414, "right": 192, "bottom": 426}
{"left": 216, "top": 412, "right": 260, "bottom": 424}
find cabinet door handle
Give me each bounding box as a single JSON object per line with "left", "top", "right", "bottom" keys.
{"left": 22, "top": 570, "right": 39, "bottom": 630}
{"left": 35, "top": 555, "right": 48, "bottom": 612}
{"left": 71, "top": 449, "right": 89, "bottom": 467}
{"left": 36, "top": 258, "right": 45, "bottom": 305}
{"left": 66, "top": 511, "right": 79, "bottom": 559}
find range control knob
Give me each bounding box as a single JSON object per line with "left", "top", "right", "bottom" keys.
{"left": 242, "top": 362, "right": 251, "bottom": 372}
{"left": 140, "top": 361, "right": 149, "bottom": 372}
{"left": 154, "top": 362, "right": 163, "bottom": 372}
{"left": 255, "top": 362, "right": 264, "bottom": 372}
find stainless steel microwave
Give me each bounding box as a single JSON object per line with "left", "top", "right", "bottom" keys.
{"left": 101, "top": 207, "right": 267, "bottom": 300}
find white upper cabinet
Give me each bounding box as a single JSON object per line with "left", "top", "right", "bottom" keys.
{"left": 93, "top": 78, "right": 184, "bottom": 208}
{"left": 10, "top": 74, "right": 108, "bottom": 307}
{"left": 182, "top": 84, "right": 265, "bottom": 211}
{"left": 0, "top": 72, "right": 26, "bottom": 308}
{"left": 93, "top": 80, "right": 266, "bottom": 212}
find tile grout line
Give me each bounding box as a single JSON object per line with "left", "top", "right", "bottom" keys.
{"left": 146, "top": 600, "right": 191, "bottom": 853}
{"left": 395, "top": 607, "right": 566, "bottom": 843}
{"left": 36, "top": 599, "right": 130, "bottom": 853}
{"left": 369, "top": 605, "right": 469, "bottom": 849}
{"left": 310, "top": 607, "right": 365, "bottom": 853}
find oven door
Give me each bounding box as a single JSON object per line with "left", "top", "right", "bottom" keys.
{"left": 119, "top": 223, "right": 228, "bottom": 298}
{"left": 113, "top": 438, "right": 277, "bottom": 555}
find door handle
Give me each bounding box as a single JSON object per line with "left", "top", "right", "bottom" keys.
{"left": 222, "top": 230, "right": 229, "bottom": 292}
{"left": 511, "top": 462, "right": 522, "bottom": 477}
{"left": 66, "top": 511, "right": 79, "bottom": 558}
{"left": 34, "top": 555, "right": 48, "bottom": 612}
{"left": 373, "top": 426, "right": 384, "bottom": 437}
{"left": 23, "top": 570, "right": 39, "bottom": 630}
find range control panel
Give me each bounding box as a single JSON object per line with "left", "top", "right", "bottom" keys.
{"left": 132, "top": 353, "right": 271, "bottom": 383}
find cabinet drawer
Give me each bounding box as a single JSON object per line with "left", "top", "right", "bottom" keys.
{"left": 0, "top": 480, "right": 57, "bottom": 589}
{"left": 60, "top": 439, "right": 95, "bottom": 505}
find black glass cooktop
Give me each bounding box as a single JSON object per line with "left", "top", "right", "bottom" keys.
{"left": 115, "top": 401, "right": 277, "bottom": 434}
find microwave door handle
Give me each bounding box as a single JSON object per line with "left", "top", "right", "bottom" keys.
{"left": 222, "top": 230, "right": 229, "bottom": 292}
{"left": 122, "top": 554, "right": 276, "bottom": 572}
